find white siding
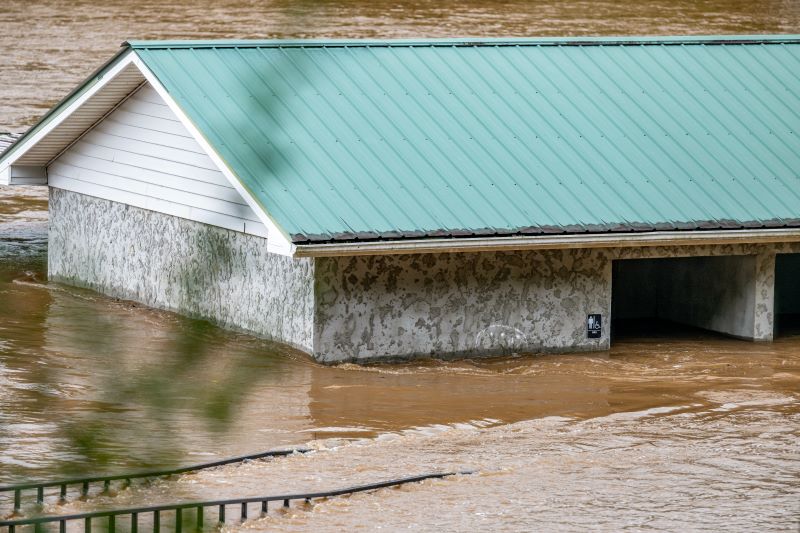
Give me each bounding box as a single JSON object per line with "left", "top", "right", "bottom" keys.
{"left": 47, "top": 83, "right": 268, "bottom": 238}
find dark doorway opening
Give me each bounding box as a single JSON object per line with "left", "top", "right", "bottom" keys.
{"left": 774, "top": 254, "right": 800, "bottom": 337}
{"left": 612, "top": 258, "right": 691, "bottom": 341}
{"left": 611, "top": 256, "right": 756, "bottom": 343}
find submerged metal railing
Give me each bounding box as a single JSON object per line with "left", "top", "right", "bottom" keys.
{"left": 0, "top": 472, "right": 465, "bottom": 532}
{"left": 0, "top": 448, "right": 309, "bottom": 514}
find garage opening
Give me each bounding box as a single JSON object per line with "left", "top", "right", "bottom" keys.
{"left": 774, "top": 254, "right": 800, "bottom": 337}
{"left": 611, "top": 256, "right": 759, "bottom": 342}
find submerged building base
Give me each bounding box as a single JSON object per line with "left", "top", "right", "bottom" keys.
{"left": 48, "top": 188, "right": 800, "bottom": 363}
{"left": 48, "top": 188, "right": 316, "bottom": 353}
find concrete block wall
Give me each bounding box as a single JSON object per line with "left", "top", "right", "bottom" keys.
{"left": 312, "top": 250, "right": 611, "bottom": 363}
{"left": 47, "top": 187, "right": 800, "bottom": 363}
{"left": 47, "top": 188, "right": 614, "bottom": 363}
{"left": 48, "top": 188, "right": 316, "bottom": 352}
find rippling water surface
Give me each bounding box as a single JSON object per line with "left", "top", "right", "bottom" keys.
{"left": 2, "top": 189, "right": 799, "bottom": 531}
{"left": 1, "top": 1, "right": 800, "bottom": 530}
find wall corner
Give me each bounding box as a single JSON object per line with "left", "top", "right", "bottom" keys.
{"left": 754, "top": 251, "right": 776, "bottom": 341}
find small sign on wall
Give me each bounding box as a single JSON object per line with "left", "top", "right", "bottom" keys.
{"left": 587, "top": 314, "right": 602, "bottom": 339}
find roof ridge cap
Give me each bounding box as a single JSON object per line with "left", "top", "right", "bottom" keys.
{"left": 124, "top": 34, "right": 800, "bottom": 49}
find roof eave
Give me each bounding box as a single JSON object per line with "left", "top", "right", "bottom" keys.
{"left": 0, "top": 44, "right": 297, "bottom": 255}
{"left": 292, "top": 228, "right": 800, "bottom": 257}
{"left": 0, "top": 45, "right": 132, "bottom": 168}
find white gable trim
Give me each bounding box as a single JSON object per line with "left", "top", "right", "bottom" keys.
{"left": 0, "top": 51, "right": 139, "bottom": 182}
{"left": 3, "top": 49, "right": 295, "bottom": 256}
{"left": 130, "top": 54, "right": 295, "bottom": 257}
{"left": 47, "top": 82, "right": 271, "bottom": 239}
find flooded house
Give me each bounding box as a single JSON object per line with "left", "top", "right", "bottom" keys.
{"left": 1, "top": 36, "right": 799, "bottom": 363}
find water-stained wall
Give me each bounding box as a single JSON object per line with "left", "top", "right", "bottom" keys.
{"left": 48, "top": 187, "right": 315, "bottom": 351}
{"left": 48, "top": 187, "right": 800, "bottom": 363}
{"left": 313, "top": 250, "right": 612, "bottom": 363}
{"left": 313, "top": 243, "right": 797, "bottom": 362}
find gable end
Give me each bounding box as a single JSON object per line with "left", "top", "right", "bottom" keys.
{"left": 48, "top": 83, "right": 269, "bottom": 238}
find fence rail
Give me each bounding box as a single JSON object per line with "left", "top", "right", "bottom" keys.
{"left": 0, "top": 471, "right": 467, "bottom": 532}
{"left": 0, "top": 448, "right": 309, "bottom": 514}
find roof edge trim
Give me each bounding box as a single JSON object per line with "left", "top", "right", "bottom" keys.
{"left": 124, "top": 34, "right": 800, "bottom": 49}
{"left": 129, "top": 53, "right": 296, "bottom": 256}
{"left": 0, "top": 46, "right": 133, "bottom": 169}
{"left": 293, "top": 229, "right": 800, "bottom": 257}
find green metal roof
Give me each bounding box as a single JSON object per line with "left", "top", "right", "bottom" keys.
{"left": 13, "top": 36, "right": 800, "bottom": 244}
{"left": 132, "top": 36, "right": 800, "bottom": 243}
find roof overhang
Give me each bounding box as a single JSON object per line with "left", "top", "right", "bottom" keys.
{"left": 0, "top": 46, "right": 296, "bottom": 256}
{"left": 0, "top": 49, "right": 144, "bottom": 184}
{"left": 293, "top": 228, "right": 800, "bottom": 257}
{"left": 7, "top": 37, "right": 800, "bottom": 260}
{"left": 124, "top": 35, "right": 800, "bottom": 247}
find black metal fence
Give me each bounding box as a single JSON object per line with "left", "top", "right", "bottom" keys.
{"left": 0, "top": 448, "right": 309, "bottom": 514}
{"left": 0, "top": 472, "right": 465, "bottom": 532}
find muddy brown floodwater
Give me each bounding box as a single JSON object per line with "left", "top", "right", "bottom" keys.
{"left": 2, "top": 1, "right": 800, "bottom": 531}
{"left": 2, "top": 190, "right": 800, "bottom": 531}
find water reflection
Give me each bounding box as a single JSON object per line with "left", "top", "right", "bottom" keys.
{"left": 27, "top": 346, "right": 799, "bottom": 530}
{"left": 0, "top": 189, "right": 312, "bottom": 480}
{"left": 7, "top": 234, "right": 799, "bottom": 483}
{"left": 40, "top": 290, "right": 313, "bottom": 474}
{"left": 2, "top": 224, "right": 324, "bottom": 477}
